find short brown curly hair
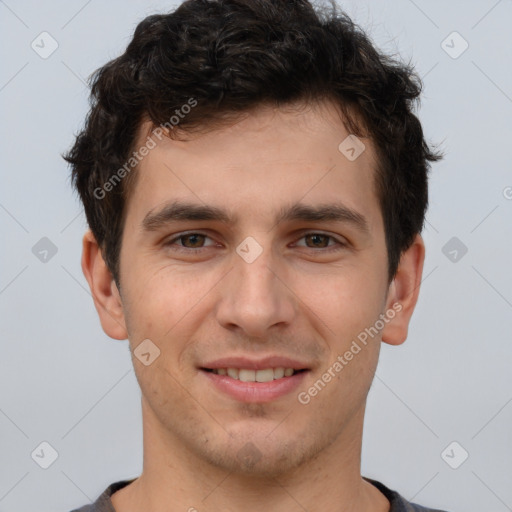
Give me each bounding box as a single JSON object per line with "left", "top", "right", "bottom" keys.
{"left": 62, "top": 0, "right": 442, "bottom": 285}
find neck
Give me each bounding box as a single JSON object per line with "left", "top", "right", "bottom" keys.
{"left": 112, "top": 398, "right": 389, "bottom": 512}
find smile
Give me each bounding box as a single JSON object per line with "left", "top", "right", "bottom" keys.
{"left": 200, "top": 367, "right": 309, "bottom": 403}
{"left": 206, "top": 367, "right": 302, "bottom": 382}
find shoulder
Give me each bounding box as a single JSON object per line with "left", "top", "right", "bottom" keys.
{"left": 364, "top": 477, "right": 452, "bottom": 512}
{"left": 68, "top": 479, "right": 136, "bottom": 512}
{"left": 69, "top": 504, "right": 96, "bottom": 512}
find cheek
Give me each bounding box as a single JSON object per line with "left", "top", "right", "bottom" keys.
{"left": 122, "top": 263, "right": 204, "bottom": 335}
{"left": 121, "top": 263, "right": 217, "bottom": 380}
{"left": 296, "top": 264, "right": 386, "bottom": 337}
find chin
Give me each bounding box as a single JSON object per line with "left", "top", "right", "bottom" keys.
{"left": 195, "top": 429, "right": 322, "bottom": 478}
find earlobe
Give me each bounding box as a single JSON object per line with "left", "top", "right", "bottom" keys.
{"left": 381, "top": 234, "right": 425, "bottom": 346}
{"left": 81, "top": 230, "right": 128, "bottom": 340}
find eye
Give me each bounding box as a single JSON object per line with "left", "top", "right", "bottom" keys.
{"left": 163, "top": 231, "right": 346, "bottom": 253}
{"left": 165, "top": 232, "right": 216, "bottom": 250}
{"left": 294, "top": 233, "right": 345, "bottom": 251}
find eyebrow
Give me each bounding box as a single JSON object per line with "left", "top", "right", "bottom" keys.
{"left": 142, "top": 200, "right": 370, "bottom": 234}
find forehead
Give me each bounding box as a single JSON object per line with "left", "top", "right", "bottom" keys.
{"left": 125, "top": 100, "right": 381, "bottom": 231}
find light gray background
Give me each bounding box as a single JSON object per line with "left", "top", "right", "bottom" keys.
{"left": 1, "top": 1, "right": 511, "bottom": 511}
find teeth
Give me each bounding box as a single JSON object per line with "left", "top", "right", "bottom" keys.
{"left": 255, "top": 368, "right": 274, "bottom": 382}
{"left": 239, "top": 369, "right": 255, "bottom": 382}
{"left": 227, "top": 368, "right": 239, "bottom": 379}
{"left": 213, "top": 367, "right": 297, "bottom": 381}
{"left": 273, "top": 367, "right": 285, "bottom": 379}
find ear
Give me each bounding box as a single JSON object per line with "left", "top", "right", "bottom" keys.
{"left": 81, "top": 230, "right": 128, "bottom": 340}
{"left": 381, "top": 234, "right": 425, "bottom": 346}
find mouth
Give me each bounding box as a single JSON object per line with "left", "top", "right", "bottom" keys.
{"left": 202, "top": 367, "right": 306, "bottom": 382}
{"left": 199, "top": 358, "right": 310, "bottom": 403}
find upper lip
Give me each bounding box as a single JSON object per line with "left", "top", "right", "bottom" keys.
{"left": 200, "top": 356, "right": 310, "bottom": 371}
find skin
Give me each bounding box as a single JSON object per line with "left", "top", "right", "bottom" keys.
{"left": 82, "top": 99, "right": 425, "bottom": 512}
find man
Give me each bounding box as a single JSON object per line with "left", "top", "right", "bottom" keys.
{"left": 63, "top": 0, "right": 446, "bottom": 510}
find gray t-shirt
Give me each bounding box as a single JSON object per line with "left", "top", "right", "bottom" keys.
{"left": 69, "top": 477, "right": 450, "bottom": 511}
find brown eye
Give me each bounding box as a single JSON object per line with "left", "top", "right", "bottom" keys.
{"left": 165, "top": 232, "right": 216, "bottom": 250}
{"left": 304, "top": 234, "right": 331, "bottom": 248}
{"left": 294, "top": 232, "right": 346, "bottom": 253}
{"left": 179, "top": 234, "right": 207, "bottom": 248}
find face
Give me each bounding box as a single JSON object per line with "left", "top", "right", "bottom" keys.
{"left": 87, "top": 99, "right": 422, "bottom": 478}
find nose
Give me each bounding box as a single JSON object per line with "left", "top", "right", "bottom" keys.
{"left": 215, "top": 242, "right": 297, "bottom": 339}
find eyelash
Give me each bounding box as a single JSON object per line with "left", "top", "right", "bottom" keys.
{"left": 164, "top": 231, "right": 347, "bottom": 253}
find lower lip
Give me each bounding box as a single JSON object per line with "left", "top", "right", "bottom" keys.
{"left": 201, "top": 370, "right": 308, "bottom": 403}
